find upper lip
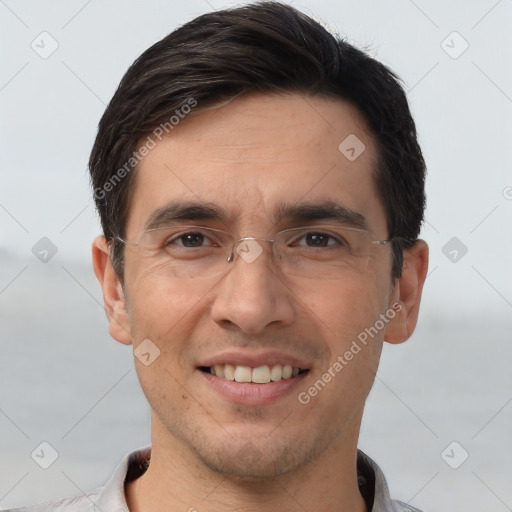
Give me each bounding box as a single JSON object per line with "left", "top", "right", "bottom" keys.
{"left": 198, "top": 350, "right": 311, "bottom": 369}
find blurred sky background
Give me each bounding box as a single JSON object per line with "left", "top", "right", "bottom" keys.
{"left": 1, "top": 1, "right": 511, "bottom": 510}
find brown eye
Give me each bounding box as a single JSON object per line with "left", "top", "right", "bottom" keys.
{"left": 297, "top": 232, "right": 341, "bottom": 248}
{"left": 305, "top": 233, "right": 330, "bottom": 247}
{"left": 178, "top": 232, "right": 207, "bottom": 247}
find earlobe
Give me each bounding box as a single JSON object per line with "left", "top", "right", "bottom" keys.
{"left": 384, "top": 240, "right": 429, "bottom": 345}
{"left": 92, "top": 235, "right": 132, "bottom": 345}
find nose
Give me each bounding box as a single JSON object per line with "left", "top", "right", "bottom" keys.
{"left": 210, "top": 240, "right": 296, "bottom": 334}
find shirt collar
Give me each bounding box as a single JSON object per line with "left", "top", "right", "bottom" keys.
{"left": 95, "top": 445, "right": 151, "bottom": 511}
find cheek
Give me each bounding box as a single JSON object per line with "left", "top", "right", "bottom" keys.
{"left": 291, "top": 276, "right": 389, "bottom": 405}
{"left": 124, "top": 264, "right": 209, "bottom": 347}
{"left": 293, "top": 277, "right": 387, "bottom": 341}
{"left": 125, "top": 274, "right": 206, "bottom": 407}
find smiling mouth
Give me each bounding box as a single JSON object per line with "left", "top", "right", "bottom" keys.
{"left": 199, "top": 364, "right": 309, "bottom": 384}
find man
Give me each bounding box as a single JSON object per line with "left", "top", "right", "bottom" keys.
{"left": 12, "top": 1, "right": 428, "bottom": 510}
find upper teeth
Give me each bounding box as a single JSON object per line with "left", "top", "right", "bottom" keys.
{"left": 210, "top": 364, "right": 301, "bottom": 383}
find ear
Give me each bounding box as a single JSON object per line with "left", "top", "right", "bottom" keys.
{"left": 92, "top": 235, "right": 132, "bottom": 345}
{"left": 384, "top": 240, "right": 429, "bottom": 344}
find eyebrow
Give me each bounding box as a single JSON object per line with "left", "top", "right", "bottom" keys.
{"left": 144, "top": 200, "right": 367, "bottom": 231}
{"left": 273, "top": 201, "right": 368, "bottom": 230}
{"left": 145, "top": 201, "right": 228, "bottom": 230}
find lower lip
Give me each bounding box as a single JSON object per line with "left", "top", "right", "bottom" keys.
{"left": 198, "top": 369, "right": 308, "bottom": 405}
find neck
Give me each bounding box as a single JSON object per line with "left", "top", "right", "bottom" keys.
{"left": 126, "top": 413, "right": 368, "bottom": 512}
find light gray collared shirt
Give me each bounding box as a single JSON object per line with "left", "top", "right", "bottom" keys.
{"left": 7, "top": 447, "right": 422, "bottom": 512}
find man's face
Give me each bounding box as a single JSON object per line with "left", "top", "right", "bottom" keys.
{"left": 114, "top": 93, "right": 401, "bottom": 478}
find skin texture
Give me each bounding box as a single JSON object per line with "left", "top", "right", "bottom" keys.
{"left": 93, "top": 93, "right": 428, "bottom": 512}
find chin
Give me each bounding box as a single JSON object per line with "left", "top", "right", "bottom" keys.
{"left": 192, "top": 436, "right": 321, "bottom": 481}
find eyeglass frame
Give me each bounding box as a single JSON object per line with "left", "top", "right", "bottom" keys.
{"left": 111, "top": 223, "right": 410, "bottom": 280}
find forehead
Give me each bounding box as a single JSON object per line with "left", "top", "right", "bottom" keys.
{"left": 127, "top": 93, "right": 385, "bottom": 235}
